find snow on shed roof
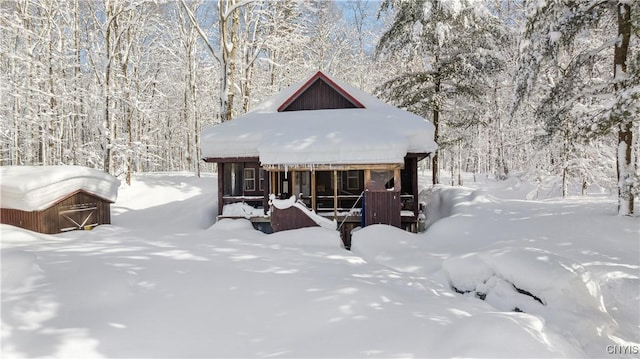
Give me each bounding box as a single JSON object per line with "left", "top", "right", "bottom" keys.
{"left": 201, "top": 72, "right": 437, "bottom": 166}
{"left": 1, "top": 165, "right": 120, "bottom": 211}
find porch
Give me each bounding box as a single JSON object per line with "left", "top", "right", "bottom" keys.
{"left": 216, "top": 157, "right": 421, "bottom": 209}
{"left": 212, "top": 155, "right": 426, "bottom": 247}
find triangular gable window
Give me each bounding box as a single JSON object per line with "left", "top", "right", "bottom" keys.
{"left": 278, "top": 72, "right": 365, "bottom": 112}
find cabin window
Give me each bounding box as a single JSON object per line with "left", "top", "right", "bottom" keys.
{"left": 223, "top": 163, "right": 243, "bottom": 196}
{"left": 347, "top": 170, "right": 360, "bottom": 190}
{"left": 369, "top": 170, "right": 395, "bottom": 191}
{"left": 244, "top": 168, "right": 256, "bottom": 191}
{"left": 259, "top": 169, "right": 264, "bottom": 191}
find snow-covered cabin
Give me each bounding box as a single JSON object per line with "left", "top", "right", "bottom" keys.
{"left": 0, "top": 166, "right": 119, "bottom": 234}
{"left": 201, "top": 71, "right": 437, "bottom": 245}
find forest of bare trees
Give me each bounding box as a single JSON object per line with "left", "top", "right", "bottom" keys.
{"left": 1, "top": 0, "right": 638, "bottom": 213}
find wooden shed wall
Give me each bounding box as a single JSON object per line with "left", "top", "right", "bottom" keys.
{"left": 282, "top": 79, "right": 359, "bottom": 111}
{"left": 1, "top": 208, "right": 47, "bottom": 233}
{"left": 56, "top": 191, "right": 112, "bottom": 226}
{"left": 0, "top": 191, "right": 112, "bottom": 234}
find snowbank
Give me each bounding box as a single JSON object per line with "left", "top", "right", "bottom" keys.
{"left": 353, "top": 183, "right": 639, "bottom": 356}
{"left": 442, "top": 248, "right": 618, "bottom": 354}
{"left": 266, "top": 226, "right": 344, "bottom": 248}
{"left": 222, "top": 202, "right": 267, "bottom": 218}
{"left": 2, "top": 173, "right": 637, "bottom": 358}
{"left": 1, "top": 166, "right": 119, "bottom": 211}
{"left": 419, "top": 184, "right": 495, "bottom": 229}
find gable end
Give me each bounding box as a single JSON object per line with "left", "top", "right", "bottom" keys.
{"left": 278, "top": 72, "right": 365, "bottom": 112}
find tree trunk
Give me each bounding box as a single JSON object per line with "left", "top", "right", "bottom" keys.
{"left": 103, "top": 1, "right": 113, "bottom": 173}
{"left": 226, "top": 1, "right": 240, "bottom": 120}
{"left": 432, "top": 70, "right": 441, "bottom": 185}
{"left": 218, "top": 0, "right": 239, "bottom": 122}
{"left": 618, "top": 122, "right": 634, "bottom": 215}
{"left": 562, "top": 124, "right": 569, "bottom": 198}
{"left": 457, "top": 140, "right": 462, "bottom": 186}
{"left": 614, "top": 3, "right": 634, "bottom": 215}
{"left": 124, "top": 36, "right": 132, "bottom": 186}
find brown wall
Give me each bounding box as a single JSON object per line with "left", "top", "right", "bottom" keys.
{"left": 218, "top": 161, "right": 265, "bottom": 216}
{"left": 271, "top": 205, "right": 319, "bottom": 232}
{"left": 0, "top": 191, "right": 112, "bottom": 234}
{"left": 282, "top": 79, "right": 359, "bottom": 111}
{"left": 1, "top": 208, "right": 47, "bottom": 233}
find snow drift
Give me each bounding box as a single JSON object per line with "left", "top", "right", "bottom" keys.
{"left": 2, "top": 173, "right": 638, "bottom": 358}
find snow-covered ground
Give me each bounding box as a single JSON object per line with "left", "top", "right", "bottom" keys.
{"left": 1, "top": 171, "right": 638, "bottom": 358}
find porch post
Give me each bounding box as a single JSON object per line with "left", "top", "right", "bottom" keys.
{"left": 291, "top": 170, "right": 297, "bottom": 199}
{"left": 364, "top": 169, "right": 371, "bottom": 189}
{"left": 411, "top": 157, "right": 419, "bottom": 217}
{"left": 263, "top": 168, "right": 270, "bottom": 215}
{"left": 311, "top": 170, "right": 317, "bottom": 211}
{"left": 333, "top": 170, "right": 338, "bottom": 219}
{"left": 217, "top": 162, "right": 224, "bottom": 216}
{"left": 271, "top": 171, "right": 277, "bottom": 196}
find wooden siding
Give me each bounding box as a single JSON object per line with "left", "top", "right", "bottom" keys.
{"left": 217, "top": 161, "right": 264, "bottom": 216}
{"left": 56, "top": 191, "right": 111, "bottom": 231}
{"left": 281, "top": 78, "right": 360, "bottom": 111}
{"left": 364, "top": 190, "right": 401, "bottom": 228}
{"left": 270, "top": 206, "right": 319, "bottom": 232}
{"left": 1, "top": 208, "right": 47, "bottom": 233}
{"left": 0, "top": 190, "right": 112, "bottom": 234}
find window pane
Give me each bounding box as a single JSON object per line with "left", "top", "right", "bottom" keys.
{"left": 259, "top": 169, "right": 264, "bottom": 191}
{"left": 244, "top": 168, "right": 255, "bottom": 191}
{"left": 347, "top": 170, "right": 360, "bottom": 190}
{"left": 224, "top": 163, "right": 243, "bottom": 196}
{"left": 369, "top": 170, "right": 394, "bottom": 191}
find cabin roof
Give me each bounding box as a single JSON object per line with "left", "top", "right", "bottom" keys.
{"left": 0, "top": 165, "right": 120, "bottom": 211}
{"left": 201, "top": 71, "right": 437, "bottom": 166}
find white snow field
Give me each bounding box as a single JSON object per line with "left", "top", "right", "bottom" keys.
{"left": 1, "top": 172, "right": 638, "bottom": 358}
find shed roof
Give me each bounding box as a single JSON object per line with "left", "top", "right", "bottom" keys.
{"left": 1, "top": 165, "right": 120, "bottom": 211}
{"left": 201, "top": 71, "right": 437, "bottom": 166}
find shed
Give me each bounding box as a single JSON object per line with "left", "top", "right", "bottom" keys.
{"left": 201, "top": 71, "right": 437, "bottom": 246}
{"left": 1, "top": 166, "right": 119, "bottom": 234}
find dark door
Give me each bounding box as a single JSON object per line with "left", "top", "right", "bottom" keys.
{"left": 364, "top": 190, "right": 401, "bottom": 228}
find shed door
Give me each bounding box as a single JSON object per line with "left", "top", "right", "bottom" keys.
{"left": 364, "top": 169, "right": 401, "bottom": 228}
{"left": 59, "top": 203, "right": 98, "bottom": 231}
{"left": 364, "top": 190, "right": 401, "bottom": 228}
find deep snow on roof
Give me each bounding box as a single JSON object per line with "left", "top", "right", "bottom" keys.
{"left": 201, "top": 72, "right": 437, "bottom": 166}
{"left": 1, "top": 165, "right": 120, "bottom": 211}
